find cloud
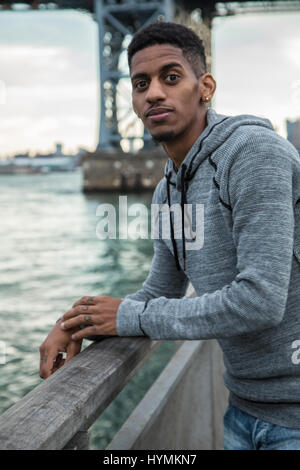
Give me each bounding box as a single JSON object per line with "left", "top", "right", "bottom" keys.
{"left": 0, "top": 9, "right": 300, "bottom": 155}
{"left": 284, "top": 38, "right": 300, "bottom": 69}
{"left": 213, "top": 11, "right": 300, "bottom": 136}
{"left": 0, "top": 10, "right": 98, "bottom": 156}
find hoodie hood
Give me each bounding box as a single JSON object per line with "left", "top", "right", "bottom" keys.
{"left": 164, "top": 108, "right": 274, "bottom": 191}
{"left": 163, "top": 108, "right": 274, "bottom": 271}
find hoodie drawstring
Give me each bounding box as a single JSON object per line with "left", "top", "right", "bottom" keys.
{"left": 162, "top": 111, "right": 271, "bottom": 271}
{"left": 166, "top": 164, "right": 187, "bottom": 271}
{"left": 166, "top": 171, "right": 181, "bottom": 271}
{"left": 181, "top": 164, "right": 187, "bottom": 270}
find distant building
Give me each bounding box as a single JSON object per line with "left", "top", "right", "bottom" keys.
{"left": 286, "top": 119, "right": 300, "bottom": 153}
{"left": 14, "top": 152, "right": 30, "bottom": 159}
{"left": 54, "top": 143, "right": 63, "bottom": 156}
{"left": 0, "top": 143, "right": 86, "bottom": 174}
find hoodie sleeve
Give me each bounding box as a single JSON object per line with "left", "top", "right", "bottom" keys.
{"left": 116, "top": 237, "right": 189, "bottom": 336}
{"left": 116, "top": 130, "right": 296, "bottom": 339}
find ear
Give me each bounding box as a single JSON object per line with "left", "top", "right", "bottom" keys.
{"left": 197, "top": 74, "right": 205, "bottom": 104}
{"left": 199, "top": 73, "right": 217, "bottom": 103}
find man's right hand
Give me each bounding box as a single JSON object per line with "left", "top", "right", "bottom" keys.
{"left": 39, "top": 320, "right": 83, "bottom": 379}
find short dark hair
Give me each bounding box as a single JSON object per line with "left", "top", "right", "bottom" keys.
{"left": 127, "top": 21, "right": 207, "bottom": 77}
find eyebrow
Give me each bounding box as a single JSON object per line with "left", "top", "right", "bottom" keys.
{"left": 131, "top": 62, "right": 184, "bottom": 82}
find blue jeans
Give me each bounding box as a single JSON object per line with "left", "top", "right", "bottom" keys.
{"left": 223, "top": 404, "right": 300, "bottom": 450}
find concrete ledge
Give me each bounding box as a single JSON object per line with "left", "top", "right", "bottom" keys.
{"left": 82, "top": 149, "right": 167, "bottom": 192}
{"left": 106, "top": 339, "right": 228, "bottom": 450}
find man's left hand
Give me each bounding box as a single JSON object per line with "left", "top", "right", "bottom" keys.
{"left": 60, "top": 296, "right": 122, "bottom": 340}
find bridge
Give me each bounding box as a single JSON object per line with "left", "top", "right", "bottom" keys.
{"left": 0, "top": 2, "right": 300, "bottom": 449}
{"left": 1, "top": 0, "right": 300, "bottom": 190}
{"left": 1, "top": 0, "right": 300, "bottom": 151}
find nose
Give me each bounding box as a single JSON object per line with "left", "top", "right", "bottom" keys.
{"left": 145, "top": 78, "right": 167, "bottom": 103}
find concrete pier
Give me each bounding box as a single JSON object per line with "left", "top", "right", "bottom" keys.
{"left": 82, "top": 149, "right": 168, "bottom": 193}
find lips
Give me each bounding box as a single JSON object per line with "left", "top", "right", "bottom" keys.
{"left": 145, "top": 107, "right": 173, "bottom": 122}
{"left": 146, "top": 108, "right": 172, "bottom": 117}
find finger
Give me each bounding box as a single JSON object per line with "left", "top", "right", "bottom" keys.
{"left": 71, "top": 326, "right": 100, "bottom": 341}
{"left": 62, "top": 305, "right": 99, "bottom": 321}
{"left": 61, "top": 314, "right": 99, "bottom": 331}
{"left": 51, "top": 353, "right": 64, "bottom": 374}
{"left": 72, "top": 296, "right": 106, "bottom": 308}
{"left": 65, "top": 338, "right": 82, "bottom": 363}
{"left": 40, "top": 349, "right": 60, "bottom": 379}
{"left": 54, "top": 352, "right": 63, "bottom": 366}
{"left": 39, "top": 347, "right": 45, "bottom": 376}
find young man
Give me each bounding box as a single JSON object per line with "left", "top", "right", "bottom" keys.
{"left": 39, "top": 22, "right": 300, "bottom": 450}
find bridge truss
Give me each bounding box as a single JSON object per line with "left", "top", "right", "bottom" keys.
{"left": 1, "top": 0, "right": 300, "bottom": 150}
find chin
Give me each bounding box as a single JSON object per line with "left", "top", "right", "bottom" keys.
{"left": 151, "top": 130, "right": 175, "bottom": 143}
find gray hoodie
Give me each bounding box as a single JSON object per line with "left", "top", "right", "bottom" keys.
{"left": 116, "top": 108, "right": 300, "bottom": 428}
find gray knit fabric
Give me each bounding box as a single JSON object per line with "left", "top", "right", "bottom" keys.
{"left": 116, "top": 108, "right": 300, "bottom": 428}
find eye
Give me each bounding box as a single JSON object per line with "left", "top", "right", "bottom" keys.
{"left": 134, "top": 80, "right": 148, "bottom": 91}
{"left": 165, "top": 73, "right": 180, "bottom": 84}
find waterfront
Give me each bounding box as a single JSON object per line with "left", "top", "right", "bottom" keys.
{"left": 0, "top": 171, "right": 174, "bottom": 449}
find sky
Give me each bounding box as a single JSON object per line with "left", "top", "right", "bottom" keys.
{"left": 0, "top": 7, "right": 299, "bottom": 158}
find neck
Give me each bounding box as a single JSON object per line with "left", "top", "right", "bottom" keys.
{"left": 162, "top": 108, "right": 208, "bottom": 169}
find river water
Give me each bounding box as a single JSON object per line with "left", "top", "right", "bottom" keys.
{"left": 0, "top": 170, "right": 174, "bottom": 449}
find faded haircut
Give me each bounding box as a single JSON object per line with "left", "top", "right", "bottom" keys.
{"left": 127, "top": 21, "right": 207, "bottom": 78}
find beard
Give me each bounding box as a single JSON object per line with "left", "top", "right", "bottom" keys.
{"left": 151, "top": 130, "right": 176, "bottom": 143}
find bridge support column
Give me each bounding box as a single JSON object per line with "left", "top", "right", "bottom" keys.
{"left": 94, "top": 0, "right": 174, "bottom": 151}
